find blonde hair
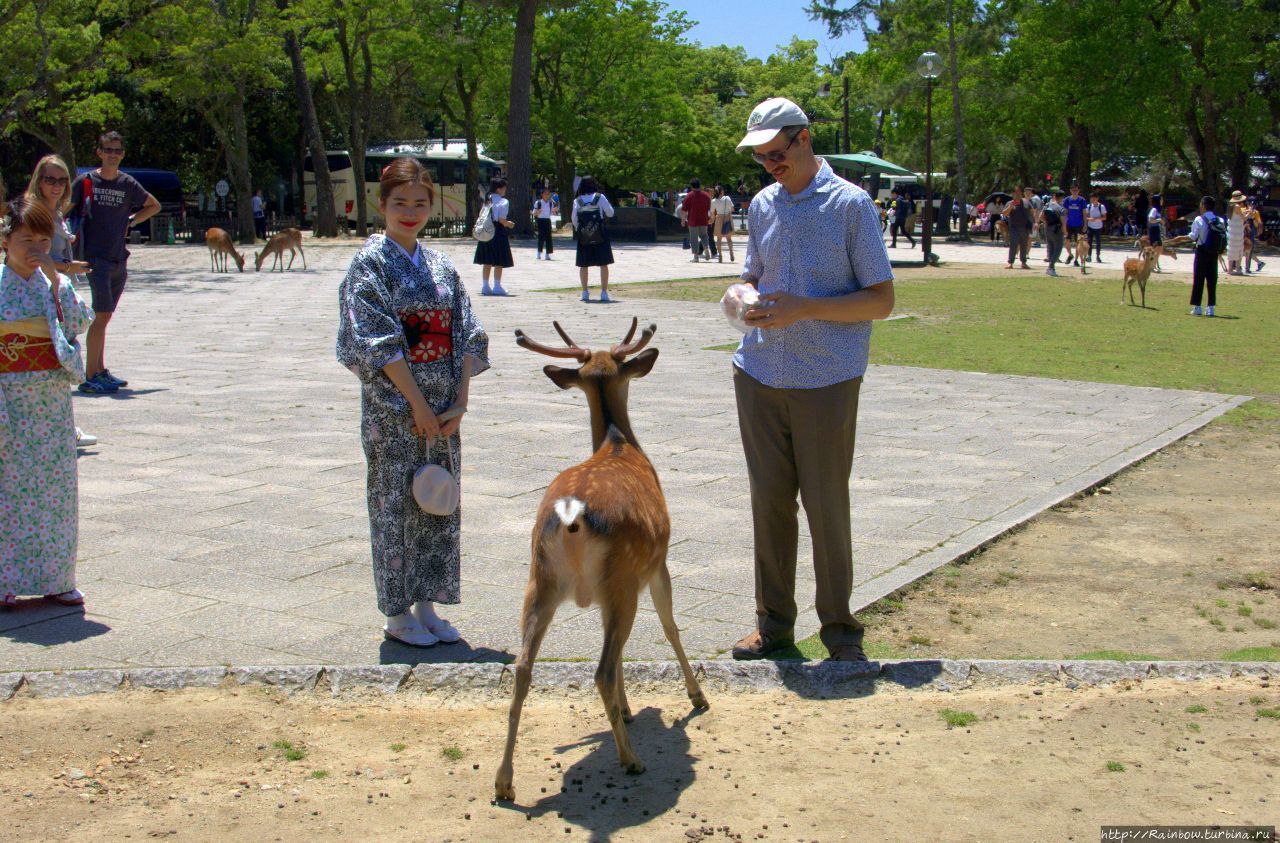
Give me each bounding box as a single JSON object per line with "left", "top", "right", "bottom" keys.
{"left": 25, "top": 154, "right": 73, "bottom": 215}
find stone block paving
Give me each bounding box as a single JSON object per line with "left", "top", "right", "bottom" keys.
{"left": 0, "top": 237, "right": 1246, "bottom": 669}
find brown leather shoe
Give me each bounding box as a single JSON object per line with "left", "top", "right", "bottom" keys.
{"left": 825, "top": 643, "right": 868, "bottom": 662}
{"left": 731, "top": 629, "right": 794, "bottom": 660}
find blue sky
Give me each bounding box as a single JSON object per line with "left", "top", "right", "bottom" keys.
{"left": 668, "top": 0, "right": 868, "bottom": 61}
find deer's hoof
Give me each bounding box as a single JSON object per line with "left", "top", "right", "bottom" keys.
{"left": 690, "top": 692, "right": 710, "bottom": 710}
{"left": 621, "top": 707, "right": 634, "bottom": 723}
{"left": 494, "top": 770, "right": 515, "bottom": 801}
{"left": 623, "top": 759, "right": 646, "bottom": 776}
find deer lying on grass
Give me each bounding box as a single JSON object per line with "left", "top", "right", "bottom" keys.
{"left": 205, "top": 227, "right": 243, "bottom": 272}
{"left": 495, "top": 318, "right": 709, "bottom": 802}
{"left": 254, "top": 227, "right": 306, "bottom": 272}
{"left": 1122, "top": 246, "right": 1158, "bottom": 307}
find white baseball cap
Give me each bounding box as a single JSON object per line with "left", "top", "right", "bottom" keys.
{"left": 736, "top": 97, "right": 810, "bottom": 153}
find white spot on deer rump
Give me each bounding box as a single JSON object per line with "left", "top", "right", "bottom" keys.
{"left": 554, "top": 497, "right": 586, "bottom": 527}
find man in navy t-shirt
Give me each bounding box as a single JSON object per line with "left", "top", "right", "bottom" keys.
{"left": 69, "top": 130, "right": 160, "bottom": 394}
{"left": 1062, "top": 184, "right": 1088, "bottom": 266}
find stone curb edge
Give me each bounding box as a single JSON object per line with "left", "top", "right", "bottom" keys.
{"left": 0, "top": 659, "right": 1274, "bottom": 700}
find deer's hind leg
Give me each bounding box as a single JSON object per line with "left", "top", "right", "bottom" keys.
{"left": 649, "top": 560, "right": 708, "bottom": 709}
{"left": 494, "top": 576, "right": 560, "bottom": 801}
{"left": 597, "top": 590, "right": 643, "bottom": 774}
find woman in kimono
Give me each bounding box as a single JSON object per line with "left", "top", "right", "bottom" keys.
{"left": 26, "top": 154, "right": 96, "bottom": 448}
{"left": 337, "top": 158, "right": 490, "bottom": 647}
{"left": 1, "top": 196, "right": 95, "bottom": 608}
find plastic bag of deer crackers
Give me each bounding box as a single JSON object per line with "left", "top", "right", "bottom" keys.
{"left": 720, "top": 283, "right": 760, "bottom": 333}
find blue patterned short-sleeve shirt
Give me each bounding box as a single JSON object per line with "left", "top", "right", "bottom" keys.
{"left": 733, "top": 159, "right": 893, "bottom": 389}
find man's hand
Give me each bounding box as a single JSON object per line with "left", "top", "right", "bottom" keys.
{"left": 744, "top": 291, "right": 810, "bottom": 330}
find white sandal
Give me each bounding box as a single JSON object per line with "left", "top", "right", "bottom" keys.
{"left": 412, "top": 605, "right": 461, "bottom": 643}
{"left": 383, "top": 620, "right": 439, "bottom": 648}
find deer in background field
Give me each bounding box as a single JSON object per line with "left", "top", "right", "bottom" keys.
{"left": 494, "top": 318, "right": 709, "bottom": 802}
{"left": 205, "top": 227, "right": 243, "bottom": 272}
{"left": 254, "top": 227, "right": 306, "bottom": 272}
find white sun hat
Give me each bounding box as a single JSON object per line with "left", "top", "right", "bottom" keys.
{"left": 735, "top": 97, "right": 810, "bottom": 153}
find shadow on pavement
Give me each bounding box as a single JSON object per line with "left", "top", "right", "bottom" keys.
{"left": 1, "top": 604, "right": 111, "bottom": 645}
{"left": 501, "top": 705, "right": 705, "bottom": 841}
{"left": 378, "top": 638, "right": 513, "bottom": 665}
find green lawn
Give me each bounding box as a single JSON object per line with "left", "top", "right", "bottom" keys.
{"left": 615, "top": 274, "right": 1280, "bottom": 401}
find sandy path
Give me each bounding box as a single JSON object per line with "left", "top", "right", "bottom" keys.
{"left": 3, "top": 678, "right": 1277, "bottom": 840}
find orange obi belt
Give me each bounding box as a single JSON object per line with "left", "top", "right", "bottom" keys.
{"left": 0, "top": 317, "right": 59, "bottom": 373}
{"left": 399, "top": 307, "right": 453, "bottom": 363}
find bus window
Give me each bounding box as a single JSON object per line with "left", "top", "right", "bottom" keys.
{"left": 436, "top": 162, "right": 457, "bottom": 186}
{"left": 304, "top": 153, "right": 353, "bottom": 174}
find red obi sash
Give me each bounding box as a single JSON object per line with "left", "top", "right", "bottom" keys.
{"left": 0, "top": 332, "right": 59, "bottom": 373}
{"left": 399, "top": 308, "right": 453, "bottom": 363}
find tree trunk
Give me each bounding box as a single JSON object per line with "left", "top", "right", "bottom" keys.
{"left": 505, "top": 0, "right": 538, "bottom": 237}
{"left": 869, "top": 108, "right": 887, "bottom": 199}
{"left": 230, "top": 88, "right": 257, "bottom": 245}
{"left": 945, "top": 0, "right": 968, "bottom": 239}
{"left": 554, "top": 141, "right": 573, "bottom": 232}
{"left": 457, "top": 76, "right": 481, "bottom": 230}
{"left": 283, "top": 25, "right": 339, "bottom": 237}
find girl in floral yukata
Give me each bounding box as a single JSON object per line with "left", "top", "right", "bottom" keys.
{"left": 1, "top": 196, "right": 95, "bottom": 608}
{"left": 337, "top": 157, "right": 490, "bottom": 647}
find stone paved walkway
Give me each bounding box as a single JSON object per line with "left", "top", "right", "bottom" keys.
{"left": 0, "top": 238, "right": 1246, "bottom": 668}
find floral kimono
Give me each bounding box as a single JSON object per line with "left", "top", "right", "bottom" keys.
{"left": 0, "top": 265, "right": 94, "bottom": 598}
{"left": 337, "top": 236, "right": 489, "bottom": 616}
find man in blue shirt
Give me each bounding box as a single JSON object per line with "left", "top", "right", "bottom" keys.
{"left": 1188, "top": 195, "right": 1221, "bottom": 316}
{"left": 729, "top": 97, "right": 895, "bottom": 662}
{"left": 1062, "top": 184, "right": 1088, "bottom": 266}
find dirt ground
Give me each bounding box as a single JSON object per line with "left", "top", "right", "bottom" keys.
{"left": 862, "top": 419, "right": 1280, "bottom": 662}
{"left": 2, "top": 678, "right": 1277, "bottom": 841}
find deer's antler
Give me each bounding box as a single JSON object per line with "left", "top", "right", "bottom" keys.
{"left": 515, "top": 326, "right": 592, "bottom": 362}
{"left": 611, "top": 319, "right": 657, "bottom": 360}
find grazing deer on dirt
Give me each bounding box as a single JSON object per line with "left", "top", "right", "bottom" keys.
{"left": 254, "top": 227, "right": 306, "bottom": 272}
{"left": 1122, "top": 246, "right": 1158, "bottom": 307}
{"left": 205, "top": 227, "right": 243, "bottom": 272}
{"left": 494, "top": 318, "right": 709, "bottom": 802}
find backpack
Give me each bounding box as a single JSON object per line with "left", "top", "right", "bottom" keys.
{"left": 1207, "top": 215, "right": 1227, "bottom": 255}
{"left": 576, "top": 196, "right": 605, "bottom": 246}
{"left": 1042, "top": 206, "right": 1062, "bottom": 230}
{"left": 472, "top": 201, "right": 495, "bottom": 242}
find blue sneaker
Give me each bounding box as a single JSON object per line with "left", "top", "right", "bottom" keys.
{"left": 78, "top": 373, "right": 119, "bottom": 394}
{"left": 1190, "top": 306, "right": 1202, "bottom": 317}
{"left": 100, "top": 369, "right": 128, "bottom": 388}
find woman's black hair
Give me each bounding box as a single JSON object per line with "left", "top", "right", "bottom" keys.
{"left": 576, "top": 176, "right": 598, "bottom": 197}
{"left": 489, "top": 176, "right": 508, "bottom": 194}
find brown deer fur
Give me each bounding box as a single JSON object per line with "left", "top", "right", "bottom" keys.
{"left": 1122, "top": 246, "right": 1158, "bottom": 307}
{"left": 205, "top": 227, "right": 243, "bottom": 272}
{"left": 254, "top": 227, "right": 306, "bottom": 272}
{"left": 495, "top": 319, "right": 708, "bottom": 802}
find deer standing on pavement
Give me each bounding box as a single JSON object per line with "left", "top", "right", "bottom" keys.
{"left": 494, "top": 318, "right": 709, "bottom": 802}
{"left": 205, "top": 227, "right": 243, "bottom": 272}
{"left": 254, "top": 227, "right": 306, "bottom": 272}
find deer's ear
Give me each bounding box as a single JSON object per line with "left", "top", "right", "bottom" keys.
{"left": 544, "top": 365, "right": 581, "bottom": 390}
{"left": 621, "top": 347, "right": 659, "bottom": 380}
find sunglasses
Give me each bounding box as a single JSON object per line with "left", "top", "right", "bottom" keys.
{"left": 41, "top": 175, "right": 69, "bottom": 186}
{"left": 751, "top": 128, "right": 804, "bottom": 166}
{"left": 99, "top": 147, "right": 124, "bottom": 155}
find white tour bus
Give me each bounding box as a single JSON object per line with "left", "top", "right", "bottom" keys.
{"left": 303, "top": 140, "right": 503, "bottom": 227}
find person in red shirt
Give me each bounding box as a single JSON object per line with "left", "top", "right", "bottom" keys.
{"left": 682, "top": 178, "right": 712, "bottom": 262}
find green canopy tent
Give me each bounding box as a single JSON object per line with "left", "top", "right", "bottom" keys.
{"left": 822, "top": 151, "right": 915, "bottom": 179}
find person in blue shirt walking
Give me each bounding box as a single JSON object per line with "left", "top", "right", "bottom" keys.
{"left": 1062, "top": 183, "right": 1088, "bottom": 266}
{"left": 728, "top": 97, "right": 896, "bottom": 663}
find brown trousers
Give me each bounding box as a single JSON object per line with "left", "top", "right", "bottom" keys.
{"left": 733, "top": 367, "right": 865, "bottom": 651}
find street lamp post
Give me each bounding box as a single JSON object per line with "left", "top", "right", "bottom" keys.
{"left": 916, "top": 51, "right": 941, "bottom": 265}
